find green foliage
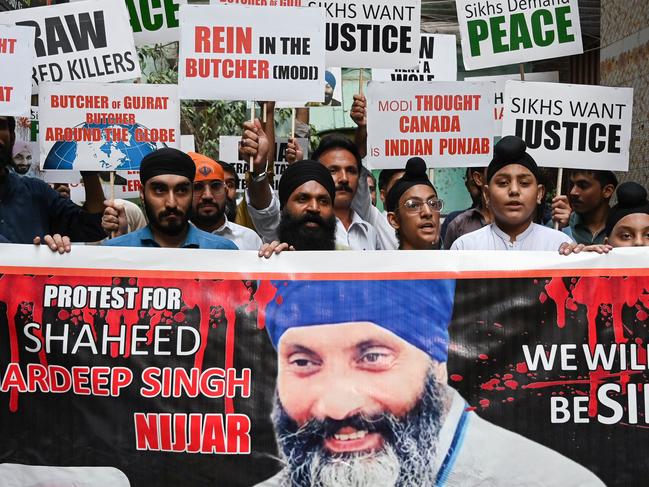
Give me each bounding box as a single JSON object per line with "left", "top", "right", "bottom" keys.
{"left": 137, "top": 43, "right": 248, "bottom": 159}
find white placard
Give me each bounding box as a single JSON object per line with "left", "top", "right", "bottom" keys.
{"left": 180, "top": 134, "right": 195, "bottom": 152}
{"left": 220, "top": 135, "right": 309, "bottom": 190}
{"left": 179, "top": 5, "right": 325, "bottom": 102}
{"left": 73, "top": 0, "right": 187, "bottom": 46}
{"left": 310, "top": 0, "right": 420, "bottom": 68}
{"left": 456, "top": 0, "right": 583, "bottom": 70}
{"left": 0, "top": 25, "right": 34, "bottom": 116}
{"left": 39, "top": 82, "right": 180, "bottom": 171}
{"left": 366, "top": 81, "right": 494, "bottom": 169}
{"left": 263, "top": 67, "right": 343, "bottom": 108}
{"left": 467, "top": 71, "right": 559, "bottom": 135}
{"left": 502, "top": 81, "right": 633, "bottom": 171}
{"left": 372, "top": 34, "right": 457, "bottom": 82}
{"left": 0, "top": 0, "right": 141, "bottom": 92}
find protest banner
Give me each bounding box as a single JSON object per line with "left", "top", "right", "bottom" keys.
{"left": 73, "top": 0, "right": 187, "bottom": 46}
{"left": 467, "top": 71, "right": 559, "bottom": 136}
{"left": 212, "top": 0, "right": 303, "bottom": 5}
{"left": 180, "top": 134, "right": 196, "bottom": 153}
{"left": 502, "top": 81, "right": 634, "bottom": 170}
{"left": 366, "top": 81, "right": 494, "bottom": 168}
{"left": 178, "top": 4, "right": 325, "bottom": 102}
{"left": 306, "top": 0, "right": 420, "bottom": 68}
{"left": 220, "top": 135, "right": 309, "bottom": 190}
{"left": 269, "top": 67, "right": 343, "bottom": 108}
{"left": 39, "top": 82, "right": 180, "bottom": 171}
{"left": 0, "top": 0, "right": 141, "bottom": 92}
{"left": 372, "top": 34, "right": 457, "bottom": 82}
{"left": 0, "top": 25, "right": 34, "bottom": 116}
{"left": 0, "top": 246, "right": 647, "bottom": 486}
{"left": 456, "top": 0, "right": 583, "bottom": 70}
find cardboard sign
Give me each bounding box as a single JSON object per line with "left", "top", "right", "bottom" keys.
{"left": 307, "top": 0, "right": 421, "bottom": 68}
{"left": 180, "top": 134, "right": 195, "bottom": 152}
{"left": 212, "top": 0, "right": 303, "bottom": 5}
{"left": 0, "top": 25, "right": 34, "bottom": 116}
{"left": 467, "top": 71, "right": 559, "bottom": 135}
{"left": 502, "top": 81, "right": 633, "bottom": 170}
{"left": 39, "top": 82, "right": 180, "bottom": 171}
{"left": 372, "top": 34, "right": 457, "bottom": 82}
{"left": 126, "top": 0, "right": 186, "bottom": 45}
{"left": 178, "top": 4, "right": 325, "bottom": 101}
{"left": 219, "top": 135, "right": 309, "bottom": 190}
{"left": 366, "top": 81, "right": 494, "bottom": 168}
{"left": 456, "top": 0, "right": 583, "bottom": 70}
{"left": 0, "top": 0, "right": 141, "bottom": 92}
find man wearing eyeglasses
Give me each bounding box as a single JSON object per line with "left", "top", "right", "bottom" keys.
{"left": 385, "top": 157, "right": 444, "bottom": 250}
{"left": 189, "top": 152, "right": 262, "bottom": 250}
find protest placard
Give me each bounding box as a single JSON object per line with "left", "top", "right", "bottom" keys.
{"left": 0, "top": 0, "right": 141, "bottom": 92}
{"left": 219, "top": 135, "right": 309, "bottom": 190}
{"left": 502, "top": 81, "right": 633, "bottom": 170}
{"left": 178, "top": 4, "right": 325, "bottom": 101}
{"left": 180, "top": 134, "right": 195, "bottom": 152}
{"left": 1, "top": 246, "right": 648, "bottom": 486}
{"left": 456, "top": 0, "right": 583, "bottom": 70}
{"left": 467, "top": 71, "right": 559, "bottom": 135}
{"left": 308, "top": 0, "right": 420, "bottom": 68}
{"left": 72, "top": 0, "right": 186, "bottom": 46}
{"left": 366, "top": 81, "right": 494, "bottom": 168}
{"left": 211, "top": 0, "right": 303, "bottom": 5}
{"left": 372, "top": 34, "right": 457, "bottom": 82}
{"left": 0, "top": 25, "right": 34, "bottom": 116}
{"left": 39, "top": 82, "right": 180, "bottom": 171}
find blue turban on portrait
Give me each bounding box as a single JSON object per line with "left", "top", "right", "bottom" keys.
{"left": 325, "top": 70, "right": 336, "bottom": 89}
{"left": 264, "top": 280, "right": 456, "bottom": 363}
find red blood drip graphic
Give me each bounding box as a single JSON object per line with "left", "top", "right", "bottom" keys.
{"left": 450, "top": 374, "right": 463, "bottom": 382}
{"left": 1, "top": 275, "right": 284, "bottom": 414}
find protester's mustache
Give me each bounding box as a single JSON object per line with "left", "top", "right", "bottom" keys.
{"left": 299, "top": 213, "right": 327, "bottom": 226}
{"left": 159, "top": 209, "right": 184, "bottom": 218}
{"left": 336, "top": 183, "right": 352, "bottom": 193}
{"left": 297, "top": 412, "right": 396, "bottom": 442}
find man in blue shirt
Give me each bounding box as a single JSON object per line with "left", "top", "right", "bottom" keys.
{"left": 103, "top": 148, "right": 237, "bottom": 250}
{"left": 0, "top": 116, "right": 106, "bottom": 244}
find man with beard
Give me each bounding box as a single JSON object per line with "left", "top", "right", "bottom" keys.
{"left": 220, "top": 161, "right": 240, "bottom": 223}
{"left": 102, "top": 148, "right": 237, "bottom": 249}
{"left": 0, "top": 116, "right": 106, "bottom": 244}
{"left": 243, "top": 119, "right": 379, "bottom": 250}
{"left": 256, "top": 279, "right": 605, "bottom": 487}
{"left": 189, "top": 152, "right": 262, "bottom": 250}
{"left": 258, "top": 160, "right": 338, "bottom": 256}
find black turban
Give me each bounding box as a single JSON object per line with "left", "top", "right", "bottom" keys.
{"left": 139, "top": 148, "right": 196, "bottom": 185}
{"left": 385, "top": 157, "right": 434, "bottom": 212}
{"left": 605, "top": 182, "right": 649, "bottom": 236}
{"left": 486, "top": 136, "right": 540, "bottom": 183}
{"left": 278, "top": 160, "right": 336, "bottom": 209}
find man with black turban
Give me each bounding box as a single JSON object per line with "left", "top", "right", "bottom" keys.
{"left": 605, "top": 182, "right": 649, "bottom": 247}
{"left": 103, "top": 148, "right": 237, "bottom": 249}
{"left": 258, "top": 160, "right": 339, "bottom": 255}
{"left": 255, "top": 279, "right": 604, "bottom": 486}
{"left": 451, "top": 136, "right": 572, "bottom": 251}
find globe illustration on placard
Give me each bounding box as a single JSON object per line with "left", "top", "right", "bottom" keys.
{"left": 43, "top": 123, "right": 166, "bottom": 170}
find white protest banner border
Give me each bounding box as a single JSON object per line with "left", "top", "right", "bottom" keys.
{"left": 73, "top": 0, "right": 187, "bottom": 46}
{"left": 0, "top": 25, "right": 34, "bottom": 116}
{"left": 372, "top": 34, "right": 457, "bottom": 82}
{"left": 366, "top": 81, "right": 494, "bottom": 169}
{"left": 456, "top": 0, "right": 583, "bottom": 71}
{"left": 220, "top": 135, "right": 309, "bottom": 191}
{"left": 39, "top": 82, "right": 180, "bottom": 171}
{"left": 467, "top": 71, "right": 559, "bottom": 136}
{"left": 502, "top": 80, "right": 633, "bottom": 171}
{"left": 308, "top": 0, "right": 421, "bottom": 69}
{"left": 0, "top": 0, "right": 141, "bottom": 93}
{"left": 179, "top": 5, "right": 325, "bottom": 102}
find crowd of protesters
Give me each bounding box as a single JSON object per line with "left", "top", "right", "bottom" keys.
{"left": 0, "top": 95, "right": 647, "bottom": 256}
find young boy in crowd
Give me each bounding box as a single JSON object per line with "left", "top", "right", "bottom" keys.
{"left": 451, "top": 136, "right": 572, "bottom": 251}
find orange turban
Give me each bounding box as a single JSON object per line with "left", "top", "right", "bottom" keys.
{"left": 189, "top": 152, "right": 224, "bottom": 182}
